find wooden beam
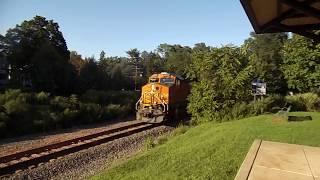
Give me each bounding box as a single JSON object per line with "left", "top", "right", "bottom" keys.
{"left": 240, "top": 0, "right": 261, "bottom": 32}
{"left": 260, "top": 0, "right": 317, "bottom": 32}
{"left": 279, "top": 0, "right": 320, "bottom": 20}
{"left": 277, "top": 24, "right": 320, "bottom": 42}
{"left": 286, "top": 23, "right": 320, "bottom": 31}
{"left": 260, "top": 9, "right": 297, "bottom": 32}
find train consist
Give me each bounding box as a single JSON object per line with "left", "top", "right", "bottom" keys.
{"left": 136, "top": 72, "right": 190, "bottom": 123}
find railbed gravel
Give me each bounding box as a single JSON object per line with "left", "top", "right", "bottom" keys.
{"left": 2, "top": 125, "right": 174, "bottom": 180}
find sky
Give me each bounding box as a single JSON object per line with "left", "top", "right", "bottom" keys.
{"left": 0, "top": 0, "right": 254, "bottom": 58}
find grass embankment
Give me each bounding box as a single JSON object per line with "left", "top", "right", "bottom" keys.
{"left": 92, "top": 112, "right": 320, "bottom": 180}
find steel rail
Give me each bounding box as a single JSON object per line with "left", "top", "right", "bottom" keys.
{"left": 0, "top": 122, "right": 158, "bottom": 176}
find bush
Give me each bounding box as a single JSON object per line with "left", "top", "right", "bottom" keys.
{"left": 198, "top": 94, "right": 286, "bottom": 123}
{"left": 220, "top": 102, "right": 254, "bottom": 121}
{"left": 0, "top": 89, "right": 23, "bottom": 105}
{"left": 81, "top": 89, "right": 139, "bottom": 110}
{"left": 78, "top": 103, "right": 102, "bottom": 124}
{"left": 59, "top": 108, "right": 78, "bottom": 128}
{"left": 81, "top": 89, "right": 110, "bottom": 105}
{"left": 50, "top": 96, "right": 70, "bottom": 110}
{"left": 35, "top": 91, "right": 50, "bottom": 104}
{"left": 0, "top": 89, "right": 138, "bottom": 139}
{"left": 286, "top": 93, "right": 320, "bottom": 111}
{"left": 251, "top": 95, "right": 286, "bottom": 114}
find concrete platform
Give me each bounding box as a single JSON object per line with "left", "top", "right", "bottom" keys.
{"left": 235, "top": 140, "right": 320, "bottom": 180}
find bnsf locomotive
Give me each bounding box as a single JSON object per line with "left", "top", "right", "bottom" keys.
{"left": 136, "top": 72, "right": 190, "bottom": 123}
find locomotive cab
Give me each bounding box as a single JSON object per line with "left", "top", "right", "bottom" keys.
{"left": 136, "top": 72, "right": 189, "bottom": 123}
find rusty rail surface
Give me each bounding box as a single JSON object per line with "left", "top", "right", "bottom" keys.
{"left": 0, "top": 122, "right": 158, "bottom": 176}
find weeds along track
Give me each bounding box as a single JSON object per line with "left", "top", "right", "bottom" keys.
{"left": 0, "top": 122, "right": 159, "bottom": 176}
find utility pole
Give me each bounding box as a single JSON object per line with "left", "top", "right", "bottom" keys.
{"left": 134, "top": 58, "right": 138, "bottom": 91}
{"left": 132, "top": 56, "right": 142, "bottom": 91}
{"left": 127, "top": 49, "right": 141, "bottom": 91}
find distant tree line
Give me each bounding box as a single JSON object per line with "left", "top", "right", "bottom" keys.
{"left": 0, "top": 16, "right": 196, "bottom": 95}
{"left": 0, "top": 16, "right": 319, "bottom": 124}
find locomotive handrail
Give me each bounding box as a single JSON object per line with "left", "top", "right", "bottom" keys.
{"left": 154, "top": 94, "right": 168, "bottom": 112}
{"left": 135, "top": 96, "right": 142, "bottom": 110}
{"left": 138, "top": 91, "right": 168, "bottom": 113}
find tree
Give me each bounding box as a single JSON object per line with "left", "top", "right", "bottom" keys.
{"left": 243, "top": 32, "right": 288, "bottom": 94}
{"left": 126, "top": 48, "right": 140, "bottom": 60}
{"left": 99, "top": 50, "right": 106, "bottom": 61}
{"left": 141, "top": 51, "right": 164, "bottom": 77}
{"left": 126, "top": 48, "right": 141, "bottom": 90}
{"left": 110, "top": 64, "right": 126, "bottom": 90}
{"left": 281, "top": 34, "right": 320, "bottom": 92}
{"left": 70, "top": 51, "right": 86, "bottom": 74}
{"left": 79, "top": 57, "right": 104, "bottom": 91}
{"left": 3, "top": 16, "right": 73, "bottom": 94}
{"left": 157, "top": 44, "right": 192, "bottom": 76}
{"left": 0, "top": 34, "right": 8, "bottom": 57}
{"left": 193, "top": 42, "right": 210, "bottom": 52}
{"left": 187, "top": 46, "right": 253, "bottom": 122}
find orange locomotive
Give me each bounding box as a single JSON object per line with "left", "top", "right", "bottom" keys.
{"left": 136, "top": 72, "right": 190, "bottom": 123}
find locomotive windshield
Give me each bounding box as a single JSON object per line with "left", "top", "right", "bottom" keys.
{"left": 160, "top": 78, "right": 175, "bottom": 84}
{"left": 149, "top": 78, "right": 159, "bottom": 83}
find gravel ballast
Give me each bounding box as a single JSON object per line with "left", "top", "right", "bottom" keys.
{"left": 0, "top": 118, "right": 137, "bottom": 157}
{"left": 2, "top": 125, "right": 174, "bottom": 180}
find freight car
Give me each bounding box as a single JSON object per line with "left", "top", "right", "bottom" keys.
{"left": 136, "top": 72, "right": 190, "bottom": 123}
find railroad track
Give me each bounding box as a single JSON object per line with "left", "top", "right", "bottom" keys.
{"left": 0, "top": 121, "right": 159, "bottom": 176}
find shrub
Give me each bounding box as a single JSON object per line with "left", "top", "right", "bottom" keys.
{"left": 78, "top": 103, "right": 102, "bottom": 124}
{"left": 198, "top": 94, "right": 286, "bottom": 123}
{"left": 0, "top": 89, "right": 138, "bottom": 139}
{"left": 35, "top": 91, "right": 50, "bottom": 104}
{"left": 0, "top": 89, "right": 22, "bottom": 105}
{"left": 50, "top": 96, "right": 76, "bottom": 110}
{"left": 3, "top": 95, "right": 29, "bottom": 114}
{"left": 221, "top": 102, "right": 254, "bottom": 121}
{"left": 101, "top": 104, "right": 131, "bottom": 121}
{"left": 59, "top": 108, "right": 78, "bottom": 128}
{"left": 81, "top": 89, "right": 139, "bottom": 109}
{"left": 286, "top": 93, "right": 320, "bottom": 111}
{"left": 69, "top": 94, "right": 79, "bottom": 108}
{"left": 81, "top": 89, "right": 110, "bottom": 105}
{"left": 103, "top": 104, "right": 121, "bottom": 119}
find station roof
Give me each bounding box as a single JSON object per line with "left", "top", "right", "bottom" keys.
{"left": 240, "top": 0, "right": 320, "bottom": 42}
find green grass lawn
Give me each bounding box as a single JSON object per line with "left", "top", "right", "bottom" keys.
{"left": 91, "top": 112, "right": 320, "bottom": 180}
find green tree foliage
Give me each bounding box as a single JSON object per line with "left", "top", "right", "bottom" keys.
{"left": 99, "top": 50, "right": 106, "bottom": 61}
{"left": 2, "top": 16, "right": 75, "bottom": 94}
{"left": 187, "top": 46, "right": 253, "bottom": 122}
{"left": 1, "top": 15, "right": 319, "bottom": 130}
{"left": 99, "top": 55, "right": 134, "bottom": 90}
{"left": 30, "top": 43, "right": 77, "bottom": 93}
{"left": 141, "top": 51, "right": 164, "bottom": 77}
{"left": 70, "top": 51, "right": 86, "bottom": 74}
{"left": 79, "top": 57, "right": 105, "bottom": 91}
{"left": 244, "top": 32, "right": 288, "bottom": 94}
{"left": 0, "top": 34, "right": 8, "bottom": 58}
{"left": 126, "top": 48, "right": 140, "bottom": 60}
{"left": 281, "top": 35, "right": 320, "bottom": 92}
{"left": 157, "top": 44, "right": 192, "bottom": 76}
